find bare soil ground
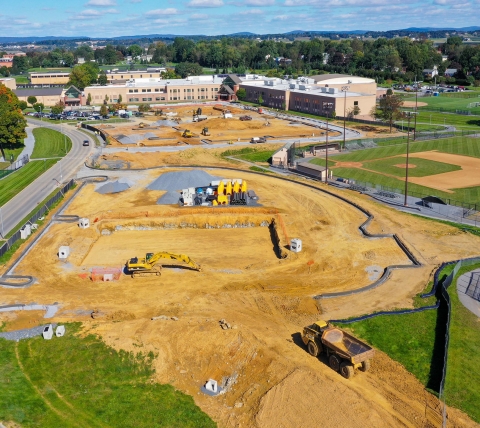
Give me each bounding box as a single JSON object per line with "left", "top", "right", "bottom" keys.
{"left": 2, "top": 168, "right": 480, "bottom": 428}
{"left": 403, "top": 101, "right": 428, "bottom": 108}
{"left": 405, "top": 151, "right": 480, "bottom": 191}
{"left": 102, "top": 105, "right": 338, "bottom": 147}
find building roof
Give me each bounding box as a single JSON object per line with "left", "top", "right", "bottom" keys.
{"left": 310, "top": 74, "right": 375, "bottom": 84}
{"left": 106, "top": 68, "right": 165, "bottom": 75}
{"left": 226, "top": 74, "right": 242, "bottom": 84}
{"left": 29, "top": 71, "right": 70, "bottom": 76}
{"left": 297, "top": 162, "right": 327, "bottom": 172}
{"left": 14, "top": 88, "right": 64, "bottom": 97}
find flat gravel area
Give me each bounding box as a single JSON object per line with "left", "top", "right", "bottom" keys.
{"left": 0, "top": 323, "right": 57, "bottom": 341}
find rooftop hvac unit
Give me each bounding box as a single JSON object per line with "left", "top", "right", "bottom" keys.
{"left": 328, "top": 87, "right": 335, "bottom": 94}
{"left": 289, "top": 83, "right": 296, "bottom": 89}
{"left": 320, "top": 87, "right": 327, "bottom": 93}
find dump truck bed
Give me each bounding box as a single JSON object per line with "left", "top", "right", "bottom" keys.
{"left": 321, "top": 328, "right": 374, "bottom": 365}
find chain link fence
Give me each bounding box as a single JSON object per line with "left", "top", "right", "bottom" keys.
{"left": 0, "top": 154, "right": 30, "bottom": 180}
{"left": 0, "top": 179, "right": 75, "bottom": 259}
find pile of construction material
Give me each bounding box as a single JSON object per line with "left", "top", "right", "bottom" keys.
{"left": 96, "top": 179, "right": 133, "bottom": 194}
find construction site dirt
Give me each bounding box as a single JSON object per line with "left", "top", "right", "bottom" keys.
{"left": 2, "top": 166, "right": 480, "bottom": 428}
{"left": 101, "top": 105, "right": 339, "bottom": 147}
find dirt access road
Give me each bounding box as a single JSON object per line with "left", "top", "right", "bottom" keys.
{"left": 2, "top": 167, "right": 480, "bottom": 428}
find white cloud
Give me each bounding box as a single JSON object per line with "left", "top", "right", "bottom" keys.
{"left": 130, "top": 0, "right": 142, "bottom": 2}
{"left": 13, "top": 19, "right": 30, "bottom": 25}
{"left": 190, "top": 13, "right": 209, "bottom": 18}
{"left": 145, "top": 8, "right": 179, "bottom": 16}
{"left": 272, "top": 14, "right": 289, "bottom": 20}
{"left": 244, "top": 0, "right": 275, "bottom": 5}
{"left": 85, "top": 0, "right": 117, "bottom": 6}
{"left": 239, "top": 8, "right": 263, "bottom": 14}
{"left": 73, "top": 8, "right": 119, "bottom": 20}
{"left": 187, "top": 0, "right": 224, "bottom": 7}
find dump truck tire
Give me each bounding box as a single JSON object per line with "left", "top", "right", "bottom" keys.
{"left": 340, "top": 362, "right": 354, "bottom": 379}
{"left": 307, "top": 341, "right": 319, "bottom": 357}
{"left": 359, "top": 360, "right": 371, "bottom": 372}
{"left": 329, "top": 354, "right": 341, "bottom": 372}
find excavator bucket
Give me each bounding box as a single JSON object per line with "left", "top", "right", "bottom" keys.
{"left": 217, "top": 181, "right": 225, "bottom": 195}
{"left": 226, "top": 181, "right": 232, "bottom": 195}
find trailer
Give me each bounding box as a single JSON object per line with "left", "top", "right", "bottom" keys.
{"left": 301, "top": 320, "right": 375, "bottom": 379}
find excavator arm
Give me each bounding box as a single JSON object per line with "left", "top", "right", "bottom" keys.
{"left": 147, "top": 252, "right": 201, "bottom": 271}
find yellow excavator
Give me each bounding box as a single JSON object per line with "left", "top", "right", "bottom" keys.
{"left": 182, "top": 129, "right": 193, "bottom": 138}
{"left": 126, "top": 252, "right": 201, "bottom": 277}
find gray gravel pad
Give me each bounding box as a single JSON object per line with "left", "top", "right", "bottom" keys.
{"left": 0, "top": 323, "right": 57, "bottom": 341}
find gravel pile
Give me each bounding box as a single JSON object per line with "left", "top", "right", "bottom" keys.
{"left": 117, "top": 134, "right": 145, "bottom": 145}
{"left": 96, "top": 179, "right": 132, "bottom": 194}
{"left": 148, "top": 169, "right": 220, "bottom": 192}
{"left": 0, "top": 323, "right": 57, "bottom": 341}
{"left": 149, "top": 169, "right": 221, "bottom": 205}
{"left": 152, "top": 119, "right": 178, "bottom": 127}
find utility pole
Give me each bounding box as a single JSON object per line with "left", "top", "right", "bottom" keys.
{"left": 414, "top": 75, "right": 418, "bottom": 141}
{"left": 404, "top": 112, "right": 415, "bottom": 206}
{"left": 341, "top": 83, "right": 350, "bottom": 151}
{"left": 325, "top": 113, "right": 329, "bottom": 185}
{"left": 0, "top": 207, "right": 4, "bottom": 238}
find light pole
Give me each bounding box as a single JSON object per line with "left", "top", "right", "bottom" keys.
{"left": 413, "top": 75, "right": 418, "bottom": 141}
{"left": 325, "top": 113, "right": 329, "bottom": 185}
{"left": 404, "top": 112, "right": 416, "bottom": 206}
{"left": 430, "top": 114, "right": 432, "bottom": 125}
{"left": 341, "top": 83, "right": 350, "bottom": 151}
{"left": 0, "top": 207, "right": 4, "bottom": 238}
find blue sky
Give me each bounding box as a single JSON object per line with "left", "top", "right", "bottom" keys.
{"left": 1, "top": 0, "right": 479, "bottom": 37}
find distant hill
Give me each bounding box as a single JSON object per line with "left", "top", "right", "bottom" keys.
{"left": 400, "top": 26, "right": 480, "bottom": 32}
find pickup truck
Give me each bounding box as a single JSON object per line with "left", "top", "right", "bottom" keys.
{"left": 250, "top": 137, "right": 266, "bottom": 144}
{"left": 301, "top": 320, "right": 374, "bottom": 379}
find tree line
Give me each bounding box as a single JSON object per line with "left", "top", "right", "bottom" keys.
{"left": 2, "top": 36, "right": 480, "bottom": 86}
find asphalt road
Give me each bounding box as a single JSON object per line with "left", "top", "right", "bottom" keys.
{"left": 0, "top": 120, "right": 93, "bottom": 237}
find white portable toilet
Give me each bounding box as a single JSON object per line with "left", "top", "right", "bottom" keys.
{"left": 103, "top": 273, "right": 114, "bottom": 281}
{"left": 205, "top": 379, "right": 218, "bottom": 393}
{"left": 55, "top": 325, "right": 65, "bottom": 337}
{"left": 42, "top": 324, "right": 54, "bottom": 340}
{"left": 290, "top": 238, "right": 302, "bottom": 253}
{"left": 79, "top": 218, "right": 90, "bottom": 229}
{"left": 59, "top": 246, "right": 70, "bottom": 260}
{"left": 20, "top": 224, "right": 32, "bottom": 239}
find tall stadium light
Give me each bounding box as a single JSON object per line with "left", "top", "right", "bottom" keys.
{"left": 404, "top": 111, "right": 417, "bottom": 206}
{"left": 341, "top": 83, "right": 350, "bottom": 151}
{"left": 414, "top": 75, "right": 419, "bottom": 141}
{"left": 325, "top": 113, "right": 329, "bottom": 185}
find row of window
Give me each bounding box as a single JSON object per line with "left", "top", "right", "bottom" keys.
{"left": 110, "top": 74, "right": 160, "bottom": 79}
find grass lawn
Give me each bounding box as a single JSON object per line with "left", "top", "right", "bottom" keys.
{"left": 31, "top": 128, "right": 72, "bottom": 159}
{"left": 308, "top": 158, "right": 337, "bottom": 168}
{"left": 1, "top": 143, "right": 26, "bottom": 163}
{"left": 403, "top": 95, "right": 480, "bottom": 112}
{"left": 337, "top": 260, "right": 480, "bottom": 423}
{"left": 444, "top": 262, "right": 480, "bottom": 422}
{"left": 0, "top": 323, "right": 215, "bottom": 428}
{"left": 13, "top": 76, "right": 29, "bottom": 84}
{"left": 362, "top": 157, "right": 461, "bottom": 178}
{"left": 331, "top": 166, "right": 480, "bottom": 205}
{"left": 237, "top": 149, "right": 276, "bottom": 163}
{"left": 333, "top": 137, "right": 480, "bottom": 163}
{"left": 0, "top": 160, "right": 57, "bottom": 207}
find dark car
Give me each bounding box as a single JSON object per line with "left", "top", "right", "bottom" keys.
{"left": 83, "top": 140, "right": 90, "bottom": 146}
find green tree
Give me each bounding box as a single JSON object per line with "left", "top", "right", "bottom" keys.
{"left": 236, "top": 88, "right": 247, "bottom": 100}
{"left": 138, "top": 104, "right": 150, "bottom": 113}
{"left": 27, "top": 96, "right": 37, "bottom": 106}
{"left": 51, "top": 101, "right": 65, "bottom": 115}
{"left": 100, "top": 104, "right": 108, "bottom": 117}
{"left": 67, "top": 63, "right": 99, "bottom": 90}
{"left": 372, "top": 92, "right": 404, "bottom": 132}
{"left": 174, "top": 62, "right": 203, "bottom": 78}
{"left": 18, "top": 101, "right": 28, "bottom": 110}
{"left": 258, "top": 95, "right": 263, "bottom": 105}
{"left": 98, "top": 71, "right": 108, "bottom": 85}
{"left": 33, "top": 103, "right": 45, "bottom": 113}
{"left": 118, "top": 94, "right": 122, "bottom": 103}
{"left": 0, "top": 84, "right": 27, "bottom": 160}
{"left": 87, "top": 93, "right": 92, "bottom": 106}
{"left": 128, "top": 44, "right": 143, "bottom": 60}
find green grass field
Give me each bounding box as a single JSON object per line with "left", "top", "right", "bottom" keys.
{"left": 334, "top": 137, "right": 480, "bottom": 163}
{"left": 404, "top": 95, "right": 480, "bottom": 112}
{"left": 0, "top": 323, "right": 215, "bottom": 428}
{"left": 338, "top": 261, "right": 480, "bottom": 423}
{"left": 362, "top": 157, "right": 461, "bottom": 178}
{"left": 31, "top": 128, "right": 72, "bottom": 159}
{"left": 0, "top": 160, "right": 57, "bottom": 207}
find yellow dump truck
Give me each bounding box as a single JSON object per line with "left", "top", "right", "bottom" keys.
{"left": 301, "top": 320, "right": 374, "bottom": 379}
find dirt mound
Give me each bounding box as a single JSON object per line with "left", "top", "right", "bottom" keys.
{"left": 394, "top": 163, "right": 417, "bottom": 168}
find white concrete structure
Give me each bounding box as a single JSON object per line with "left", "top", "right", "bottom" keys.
{"left": 103, "top": 273, "right": 114, "bottom": 281}
{"left": 20, "top": 224, "right": 32, "bottom": 239}
{"left": 42, "top": 324, "right": 54, "bottom": 340}
{"left": 205, "top": 379, "right": 219, "bottom": 393}
{"left": 59, "top": 246, "right": 70, "bottom": 260}
{"left": 55, "top": 325, "right": 65, "bottom": 337}
{"left": 290, "top": 238, "right": 303, "bottom": 253}
{"left": 79, "top": 218, "right": 90, "bottom": 229}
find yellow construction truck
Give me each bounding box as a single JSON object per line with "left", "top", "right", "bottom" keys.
{"left": 126, "top": 252, "right": 201, "bottom": 277}
{"left": 301, "top": 320, "right": 374, "bottom": 379}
